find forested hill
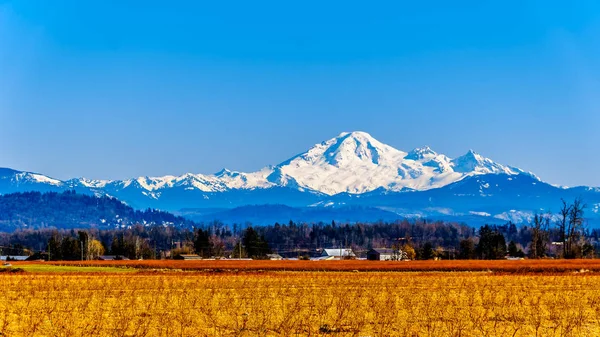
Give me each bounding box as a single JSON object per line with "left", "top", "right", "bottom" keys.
{"left": 0, "top": 191, "right": 196, "bottom": 231}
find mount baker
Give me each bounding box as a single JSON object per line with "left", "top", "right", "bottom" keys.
{"left": 2, "top": 131, "right": 598, "bottom": 225}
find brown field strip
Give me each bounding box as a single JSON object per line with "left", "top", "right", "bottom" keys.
{"left": 16, "top": 258, "right": 600, "bottom": 273}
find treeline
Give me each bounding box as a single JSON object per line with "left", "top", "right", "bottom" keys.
{"left": 0, "top": 225, "right": 272, "bottom": 260}
{"left": 1, "top": 197, "right": 597, "bottom": 260}
{"left": 0, "top": 191, "right": 196, "bottom": 230}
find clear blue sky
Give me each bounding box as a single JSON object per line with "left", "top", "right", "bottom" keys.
{"left": 1, "top": 1, "right": 599, "bottom": 186}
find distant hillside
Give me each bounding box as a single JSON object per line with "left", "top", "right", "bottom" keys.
{"left": 0, "top": 191, "right": 195, "bottom": 231}
{"left": 180, "top": 204, "right": 403, "bottom": 225}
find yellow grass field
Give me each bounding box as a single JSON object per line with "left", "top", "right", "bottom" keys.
{"left": 1, "top": 267, "right": 600, "bottom": 336}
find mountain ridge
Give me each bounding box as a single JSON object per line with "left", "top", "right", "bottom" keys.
{"left": 2, "top": 131, "right": 597, "bottom": 226}
{"left": 0, "top": 131, "right": 542, "bottom": 196}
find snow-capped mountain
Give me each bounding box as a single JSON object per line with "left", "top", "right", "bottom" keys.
{"left": 3, "top": 131, "right": 596, "bottom": 226}
{"left": 1, "top": 131, "right": 530, "bottom": 198}
{"left": 270, "top": 131, "right": 530, "bottom": 194}
{"left": 0, "top": 168, "right": 65, "bottom": 194}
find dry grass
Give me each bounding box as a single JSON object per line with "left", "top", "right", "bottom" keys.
{"left": 1, "top": 271, "right": 600, "bottom": 336}
{"left": 24, "top": 258, "right": 600, "bottom": 273}
{"left": 3, "top": 260, "right": 600, "bottom": 336}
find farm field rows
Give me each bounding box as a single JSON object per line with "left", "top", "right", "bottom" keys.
{"left": 27, "top": 258, "right": 600, "bottom": 273}
{"left": 1, "top": 270, "right": 600, "bottom": 336}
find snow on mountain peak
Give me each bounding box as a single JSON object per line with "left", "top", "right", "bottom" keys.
{"left": 0, "top": 132, "right": 534, "bottom": 198}
{"left": 214, "top": 168, "right": 232, "bottom": 177}
{"left": 270, "top": 133, "right": 529, "bottom": 195}
{"left": 76, "top": 178, "right": 112, "bottom": 188}
{"left": 451, "top": 150, "right": 516, "bottom": 175}
{"left": 405, "top": 146, "right": 437, "bottom": 161}
{"left": 6, "top": 169, "right": 63, "bottom": 187}
{"left": 273, "top": 132, "right": 410, "bottom": 194}
{"left": 320, "top": 131, "right": 401, "bottom": 167}
{"left": 337, "top": 131, "right": 375, "bottom": 139}
{"left": 27, "top": 173, "right": 63, "bottom": 186}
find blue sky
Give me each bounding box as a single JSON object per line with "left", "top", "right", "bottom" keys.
{"left": 1, "top": 1, "right": 600, "bottom": 186}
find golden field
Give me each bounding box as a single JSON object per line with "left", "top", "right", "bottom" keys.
{"left": 1, "top": 266, "right": 600, "bottom": 336}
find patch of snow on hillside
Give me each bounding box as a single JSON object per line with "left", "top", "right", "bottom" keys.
{"left": 494, "top": 210, "right": 534, "bottom": 224}
{"left": 27, "top": 173, "right": 63, "bottom": 186}
{"left": 79, "top": 178, "right": 112, "bottom": 188}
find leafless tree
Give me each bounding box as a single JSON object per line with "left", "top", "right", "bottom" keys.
{"left": 557, "top": 199, "right": 571, "bottom": 258}
{"left": 566, "top": 197, "right": 586, "bottom": 257}
{"left": 530, "top": 213, "right": 550, "bottom": 259}
{"left": 557, "top": 197, "right": 586, "bottom": 258}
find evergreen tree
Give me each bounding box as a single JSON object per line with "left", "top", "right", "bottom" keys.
{"left": 111, "top": 235, "right": 126, "bottom": 256}
{"left": 421, "top": 242, "right": 435, "bottom": 260}
{"left": 476, "top": 225, "right": 506, "bottom": 260}
{"left": 232, "top": 241, "right": 246, "bottom": 258}
{"left": 47, "top": 234, "right": 62, "bottom": 261}
{"left": 458, "top": 238, "right": 476, "bottom": 259}
{"left": 507, "top": 241, "right": 524, "bottom": 257}
{"left": 60, "top": 237, "right": 81, "bottom": 261}
{"left": 194, "top": 228, "right": 213, "bottom": 258}
{"left": 242, "top": 227, "right": 271, "bottom": 259}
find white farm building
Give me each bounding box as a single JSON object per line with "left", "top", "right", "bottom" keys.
{"left": 320, "top": 249, "right": 356, "bottom": 259}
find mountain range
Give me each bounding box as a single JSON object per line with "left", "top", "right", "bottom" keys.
{"left": 2, "top": 131, "right": 599, "bottom": 226}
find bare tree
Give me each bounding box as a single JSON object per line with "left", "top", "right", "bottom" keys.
{"left": 530, "top": 213, "right": 550, "bottom": 259}
{"left": 557, "top": 199, "right": 571, "bottom": 258}
{"left": 557, "top": 197, "right": 586, "bottom": 258}
{"left": 566, "top": 197, "right": 586, "bottom": 257}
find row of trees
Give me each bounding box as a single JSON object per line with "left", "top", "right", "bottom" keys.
{"left": 38, "top": 226, "right": 272, "bottom": 261}
{"left": 0, "top": 198, "right": 595, "bottom": 260}
{"left": 47, "top": 231, "right": 105, "bottom": 261}
{"left": 450, "top": 198, "right": 592, "bottom": 260}
{"left": 512, "top": 197, "right": 591, "bottom": 259}
{"left": 557, "top": 198, "right": 587, "bottom": 258}
{"left": 193, "top": 227, "right": 271, "bottom": 259}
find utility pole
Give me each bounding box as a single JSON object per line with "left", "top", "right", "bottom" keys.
{"left": 345, "top": 235, "right": 348, "bottom": 259}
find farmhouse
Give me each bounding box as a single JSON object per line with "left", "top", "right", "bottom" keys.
{"left": 0, "top": 256, "right": 30, "bottom": 261}
{"left": 174, "top": 254, "right": 203, "bottom": 260}
{"left": 311, "top": 256, "right": 334, "bottom": 261}
{"left": 366, "top": 248, "right": 396, "bottom": 261}
{"left": 266, "top": 253, "right": 283, "bottom": 260}
{"left": 320, "top": 249, "right": 356, "bottom": 259}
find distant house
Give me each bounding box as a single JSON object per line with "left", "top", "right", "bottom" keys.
{"left": 266, "top": 253, "right": 283, "bottom": 260}
{"left": 367, "top": 248, "right": 396, "bottom": 261}
{"left": 0, "top": 256, "right": 30, "bottom": 261}
{"left": 320, "top": 249, "right": 356, "bottom": 259}
{"left": 311, "top": 256, "right": 335, "bottom": 261}
{"left": 174, "top": 254, "right": 202, "bottom": 260}
{"left": 97, "top": 255, "right": 130, "bottom": 261}
{"left": 506, "top": 257, "right": 524, "bottom": 261}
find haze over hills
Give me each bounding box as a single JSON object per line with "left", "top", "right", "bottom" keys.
{"left": 1, "top": 131, "right": 599, "bottom": 226}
